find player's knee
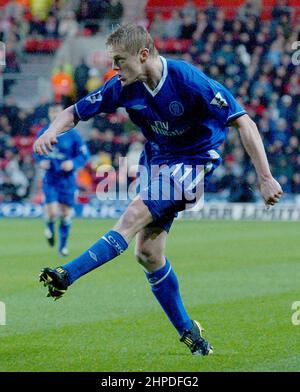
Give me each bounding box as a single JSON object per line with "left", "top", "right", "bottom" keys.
{"left": 47, "top": 211, "right": 57, "bottom": 221}
{"left": 60, "top": 206, "right": 72, "bottom": 222}
{"left": 120, "top": 202, "right": 147, "bottom": 230}
{"left": 61, "top": 216, "right": 72, "bottom": 225}
{"left": 135, "top": 247, "right": 163, "bottom": 270}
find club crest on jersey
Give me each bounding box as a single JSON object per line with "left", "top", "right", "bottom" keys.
{"left": 169, "top": 101, "right": 184, "bottom": 116}
{"left": 210, "top": 92, "right": 228, "bottom": 108}
{"left": 86, "top": 92, "right": 103, "bottom": 104}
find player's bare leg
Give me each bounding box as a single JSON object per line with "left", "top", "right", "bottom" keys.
{"left": 112, "top": 197, "right": 153, "bottom": 242}
{"left": 58, "top": 204, "right": 73, "bottom": 257}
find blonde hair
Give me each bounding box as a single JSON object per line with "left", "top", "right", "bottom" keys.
{"left": 106, "top": 24, "right": 158, "bottom": 57}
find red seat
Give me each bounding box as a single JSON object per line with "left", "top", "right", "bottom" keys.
{"left": 154, "top": 38, "right": 192, "bottom": 53}
{"left": 25, "top": 38, "right": 61, "bottom": 53}
{"left": 146, "top": 0, "right": 299, "bottom": 22}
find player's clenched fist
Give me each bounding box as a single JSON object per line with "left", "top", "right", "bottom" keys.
{"left": 259, "top": 177, "right": 283, "bottom": 206}
{"left": 33, "top": 129, "right": 57, "bottom": 156}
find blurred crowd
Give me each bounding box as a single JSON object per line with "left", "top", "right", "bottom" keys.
{"left": 0, "top": 0, "right": 123, "bottom": 94}
{"left": 150, "top": 0, "right": 300, "bottom": 200}
{"left": 0, "top": 0, "right": 126, "bottom": 202}
{"left": 0, "top": 0, "right": 300, "bottom": 203}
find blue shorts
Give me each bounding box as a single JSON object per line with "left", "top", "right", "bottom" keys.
{"left": 43, "top": 175, "right": 76, "bottom": 207}
{"left": 137, "top": 144, "right": 221, "bottom": 232}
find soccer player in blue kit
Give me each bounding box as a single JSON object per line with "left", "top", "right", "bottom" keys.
{"left": 34, "top": 25, "right": 283, "bottom": 356}
{"left": 35, "top": 103, "right": 90, "bottom": 257}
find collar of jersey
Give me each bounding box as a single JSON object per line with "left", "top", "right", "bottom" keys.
{"left": 143, "top": 56, "right": 167, "bottom": 97}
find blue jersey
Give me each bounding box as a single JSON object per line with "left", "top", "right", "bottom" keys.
{"left": 74, "top": 56, "right": 246, "bottom": 164}
{"left": 35, "top": 127, "right": 89, "bottom": 180}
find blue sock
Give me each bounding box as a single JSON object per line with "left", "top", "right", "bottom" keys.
{"left": 145, "top": 259, "right": 193, "bottom": 336}
{"left": 63, "top": 230, "right": 128, "bottom": 284}
{"left": 59, "top": 218, "right": 71, "bottom": 250}
{"left": 46, "top": 220, "right": 55, "bottom": 235}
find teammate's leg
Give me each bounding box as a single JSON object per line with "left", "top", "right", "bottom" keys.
{"left": 44, "top": 202, "right": 58, "bottom": 247}
{"left": 58, "top": 204, "right": 72, "bottom": 256}
{"left": 135, "top": 226, "right": 193, "bottom": 335}
{"left": 60, "top": 197, "right": 153, "bottom": 284}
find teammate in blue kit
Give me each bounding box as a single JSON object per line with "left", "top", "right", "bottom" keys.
{"left": 34, "top": 25, "right": 283, "bottom": 356}
{"left": 35, "top": 103, "right": 90, "bottom": 257}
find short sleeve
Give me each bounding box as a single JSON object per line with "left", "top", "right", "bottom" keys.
{"left": 203, "top": 78, "right": 247, "bottom": 125}
{"left": 181, "top": 62, "right": 246, "bottom": 126}
{"left": 74, "top": 75, "right": 122, "bottom": 121}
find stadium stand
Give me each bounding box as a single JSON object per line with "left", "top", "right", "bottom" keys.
{"left": 0, "top": 0, "right": 299, "bottom": 204}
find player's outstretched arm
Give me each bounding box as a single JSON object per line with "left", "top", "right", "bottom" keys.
{"left": 33, "top": 105, "right": 77, "bottom": 156}
{"left": 230, "top": 114, "right": 283, "bottom": 206}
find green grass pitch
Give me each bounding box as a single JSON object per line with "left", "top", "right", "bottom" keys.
{"left": 0, "top": 218, "right": 299, "bottom": 372}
